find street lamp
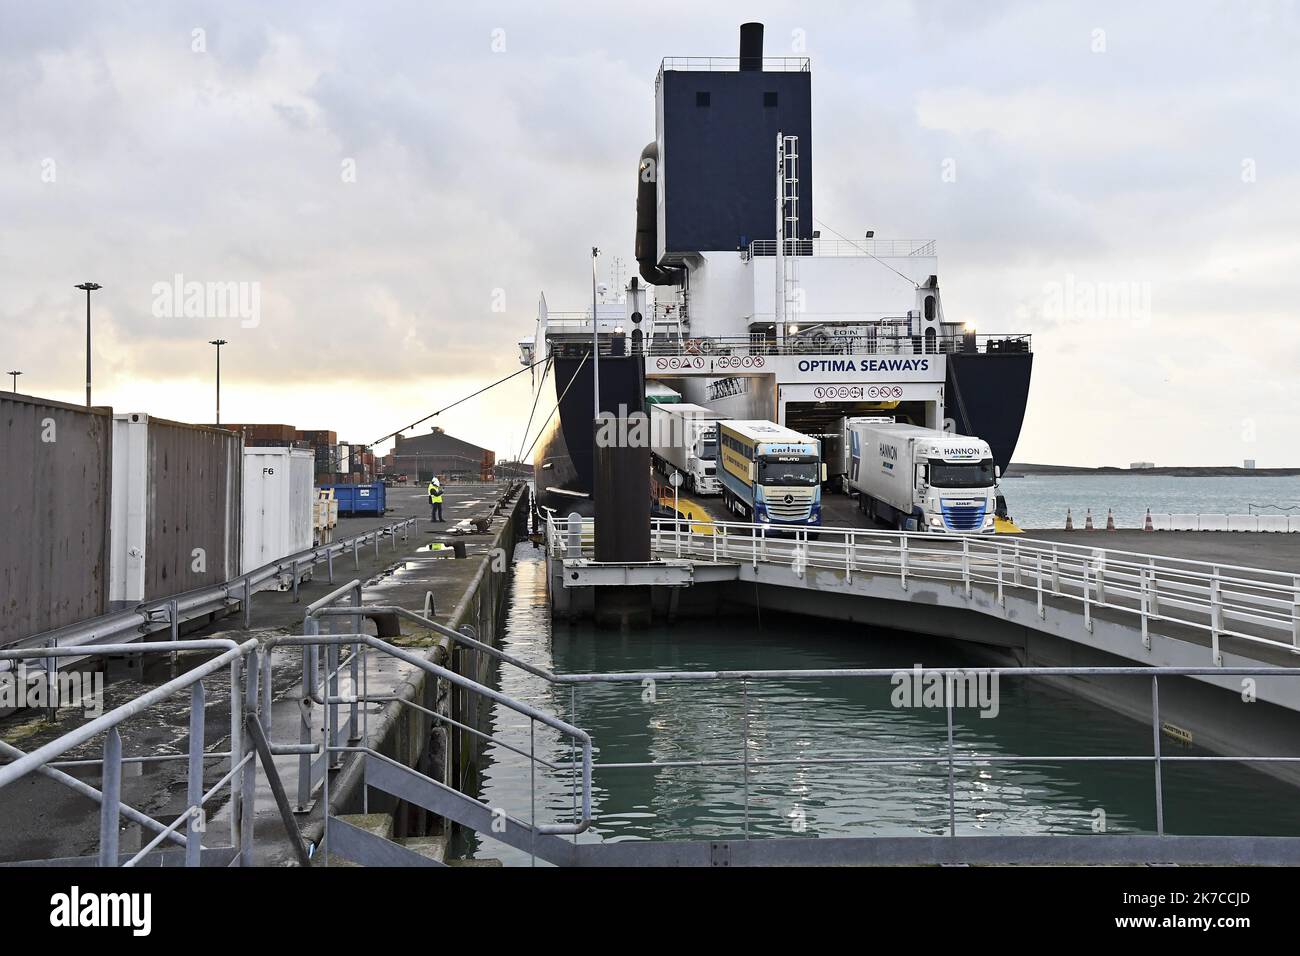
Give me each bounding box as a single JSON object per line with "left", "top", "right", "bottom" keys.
{"left": 591, "top": 246, "right": 600, "bottom": 422}
{"left": 208, "top": 339, "right": 228, "bottom": 425}
{"left": 7, "top": 370, "right": 20, "bottom": 392}
{"left": 74, "top": 282, "right": 102, "bottom": 406}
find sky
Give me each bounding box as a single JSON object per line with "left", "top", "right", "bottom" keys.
{"left": 1, "top": 1, "right": 1297, "bottom": 467}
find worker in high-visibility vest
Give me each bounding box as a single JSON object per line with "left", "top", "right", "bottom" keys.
{"left": 428, "top": 477, "right": 444, "bottom": 522}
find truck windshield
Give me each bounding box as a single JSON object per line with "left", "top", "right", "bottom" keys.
{"left": 928, "top": 459, "right": 996, "bottom": 488}
{"left": 759, "top": 459, "right": 820, "bottom": 486}
{"left": 700, "top": 430, "right": 717, "bottom": 460}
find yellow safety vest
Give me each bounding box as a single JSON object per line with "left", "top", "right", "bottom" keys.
{"left": 428, "top": 484, "right": 443, "bottom": 503}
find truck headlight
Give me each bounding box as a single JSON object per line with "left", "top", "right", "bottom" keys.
{"left": 928, "top": 516, "right": 942, "bottom": 528}
{"left": 759, "top": 513, "right": 770, "bottom": 522}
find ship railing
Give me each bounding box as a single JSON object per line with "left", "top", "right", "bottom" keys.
{"left": 546, "top": 332, "right": 1031, "bottom": 358}
{"left": 747, "top": 238, "right": 937, "bottom": 258}
{"left": 549, "top": 515, "right": 1300, "bottom": 666}
{"left": 656, "top": 56, "right": 810, "bottom": 91}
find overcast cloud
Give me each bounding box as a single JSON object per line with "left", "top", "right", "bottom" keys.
{"left": 1, "top": 1, "right": 1297, "bottom": 466}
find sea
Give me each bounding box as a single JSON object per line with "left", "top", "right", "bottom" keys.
{"left": 1000, "top": 474, "right": 1300, "bottom": 530}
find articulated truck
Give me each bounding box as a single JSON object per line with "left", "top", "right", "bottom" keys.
{"left": 718, "top": 420, "right": 823, "bottom": 528}
{"left": 847, "top": 418, "right": 998, "bottom": 533}
{"left": 650, "top": 403, "right": 725, "bottom": 495}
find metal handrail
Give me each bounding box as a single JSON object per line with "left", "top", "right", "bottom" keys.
{"left": 0, "top": 639, "right": 262, "bottom": 867}
{"left": 291, "top": 582, "right": 595, "bottom": 857}
{"left": 549, "top": 516, "right": 1300, "bottom": 662}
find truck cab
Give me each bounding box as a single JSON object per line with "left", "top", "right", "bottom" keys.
{"left": 911, "top": 440, "right": 998, "bottom": 533}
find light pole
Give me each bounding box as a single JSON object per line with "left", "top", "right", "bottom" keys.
{"left": 208, "top": 339, "right": 228, "bottom": 425}
{"left": 591, "top": 246, "right": 602, "bottom": 423}
{"left": 7, "top": 370, "right": 20, "bottom": 393}
{"left": 75, "top": 282, "right": 102, "bottom": 406}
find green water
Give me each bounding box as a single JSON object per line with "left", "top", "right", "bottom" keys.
{"left": 459, "top": 545, "right": 1300, "bottom": 864}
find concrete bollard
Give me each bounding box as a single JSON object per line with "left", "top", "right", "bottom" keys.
{"left": 1085, "top": 508, "right": 1094, "bottom": 531}
{"left": 1065, "top": 508, "right": 1074, "bottom": 531}
{"left": 1144, "top": 508, "right": 1154, "bottom": 532}
{"left": 1106, "top": 508, "right": 1116, "bottom": 531}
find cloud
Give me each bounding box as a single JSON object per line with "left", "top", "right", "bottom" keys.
{"left": 0, "top": 1, "right": 1297, "bottom": 466}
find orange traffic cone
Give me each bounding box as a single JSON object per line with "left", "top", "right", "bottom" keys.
{"left": 1106, "top": 508, "right": 1116, "bottom": 531}
{"left": 1085, "top": 508, "right": 1094, "bottom": 530}
{"left": 1065, "top": 508, "right": 1074, "bottom": 531}
{"left": 1144, "top": 508, "right": 1154, "bottom": 532}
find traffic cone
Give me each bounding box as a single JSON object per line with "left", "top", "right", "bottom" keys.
{"left": 1065, "top": 508, "right": 1074, "bottom": 531}
{"left": 1085, "top": 508, "right": 1094, "bottom": 530}
{"left": 1144, "top": 508, "right": 1154, "bottom": 532}
{"left": 1106, "top": 508, "right": 1116, "bottom": 531}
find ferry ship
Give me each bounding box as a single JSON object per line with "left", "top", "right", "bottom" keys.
{"left": 524, "top": 23, "right": 1032, "bottom": 516}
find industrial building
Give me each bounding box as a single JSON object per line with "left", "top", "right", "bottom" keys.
{"left": 386, "top": 427, "right": 495, "bottom": 481}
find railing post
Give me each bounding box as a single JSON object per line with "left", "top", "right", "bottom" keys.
{"left": 1211, "top": 568, "right": 1223, "bottom": 666}
{"left": 98, "top": 728, "right": 123, "bottom": 867}
{"left": 242, "top": 575, "right": 253, "bottom": 629}
{"left": 327, "top": 546, "right": 335, "bottom": 584}
{"left": 186, "top": 681, "right": 206, "bottom": 867}
{"left": 945, "top": 678, "right": 957, "bottom": 837}
{"left": 240, "top": 649, "right": 258, "bottom": 865}
{"left": 846, "top": 531, "right": 853, "bottom": 584}
{"left": 353, "top": 537, "right": 360, "bottom": 569}
{"left": 1293, "top": 575, "right": 1300, "bottom": 652}
{"left": 1036, "top": 552, "right": 1044, "bottom": 619}
{"left": 229, "top": 654, "right": 243, "bottom": 851}
{"left": 962, "top": 537, "right": 971, "bottom": 598}
{"left": 1083, "top": 561, "right": 1093, "bottom": 633}
{"left": 996, "top": 546, "right": 1004, "bottom": 607}
{"left": 1140, "top": 567, "right": 1151, "bottom": 650}
{"left": 1012, "top": 540, "right": 1022, "bottom": 588}
{"left": 741, "top": 679, "right": 750, "bottom": 840}
{"left": 327, "top": 642, "right": 341, "bottom": 768}
{"left": 297, "top": 618, "right": 316, "bottom": 812}
{"left": 1151, "top": 675, "right": 1165, "bottom": 837}
{"left": 900, "top": 534, "right": 909, "bottom": 591}
{"left": 349, "top": 587, "right": 362, "bottom": 743}
{"left": 1051, "top": 546, "right": 1060, "bottom": 594}
{"left": 1095, "top": 552, "right": 1107, "bottom": 605}
{"left": 1149, "top": 558, "right": 1160, "bottom": 616}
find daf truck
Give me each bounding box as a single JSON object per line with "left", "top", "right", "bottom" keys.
{"left": 847, "top": 418, "right": 998, "bottom": 533}
{"left": 718, "top": 420, "right": 824, "bottom": 528}
{"left": 650, "top": 403, "right": 725, "bottom": 495}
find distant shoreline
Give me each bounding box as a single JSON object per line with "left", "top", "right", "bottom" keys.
{"left": 1006, "top": 463, "right": 1300, "bottom": 478}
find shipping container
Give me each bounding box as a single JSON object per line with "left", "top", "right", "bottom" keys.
{"left": 109, "top": 414, "right": 243, "bottom": 605}
{"left": 241, "top": 448, "right": 315, "bottom": 572}
{"left": 318, "top": 482, "right": 387, "bottom": 516}
{"left": 219, "top": 423, "right": 298, "bottom": 443}
{"left": 1, "top": 395, "right": 113, "bottom": 646}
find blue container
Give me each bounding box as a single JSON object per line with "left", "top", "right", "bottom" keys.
{"left": 320, "top": 482, "right": 386, "bottom": 516}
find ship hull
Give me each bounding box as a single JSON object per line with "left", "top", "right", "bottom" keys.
{"left": 533, "top": 353, "right": 646, "bottom": 517}
{"left": 944, "top": 352, "right": 1033, "bottom": 471}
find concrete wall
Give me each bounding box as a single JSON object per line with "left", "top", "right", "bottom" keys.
{"left": 0, "top": 395, "right": 113, "bottom": 646}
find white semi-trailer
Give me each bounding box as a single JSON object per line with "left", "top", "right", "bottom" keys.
{"left": 847, "top": 419, "right": 998, "bottom": 533}
{"left": 650, "top": 403, "right": 725, "bottom": 495}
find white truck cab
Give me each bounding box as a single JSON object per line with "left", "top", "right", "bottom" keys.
{"left": 847, "top": 419, "right": 998, "bottom": 533}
